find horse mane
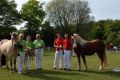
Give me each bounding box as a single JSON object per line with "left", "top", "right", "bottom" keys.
{"left": 0, "top": 39, "right": 9, "bottom": 45}
{"left": 73, "top": 33, "right": 87, "bottom": 46}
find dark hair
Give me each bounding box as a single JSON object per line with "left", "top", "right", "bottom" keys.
{"left": 56, "top": 33, "right": 61, "bottom": 36}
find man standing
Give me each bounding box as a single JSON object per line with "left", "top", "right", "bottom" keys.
{"left": 33, "top": 34, "right": 45, "bottom": 70}
{"left": 63, "top": 34, "right": 72, "bottom": 71}
{"left": 54, "top": 33, "right": 64, "bottom": 70}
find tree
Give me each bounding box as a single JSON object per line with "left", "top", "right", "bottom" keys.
{"left": 20, "top": 0, "right": 46, "bottom": 37}
{"left": 106, "top": 20, "right": 120, "bottom": 46}
{"left": 94, "top": 21, "right": 105, "bottom": 40}
{"left": 46, "top": 0, "right": 93, "bottom": 34}
{"left": 41, "top": 21, "right": 55, "bottom": 46}
{"left": 0, "top": 0, "right": 20, "bottom": 39}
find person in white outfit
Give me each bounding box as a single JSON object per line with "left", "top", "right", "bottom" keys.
{"left": 63, "top": 34, "right": 72, "bottom": 71}
{"left": 17, "top": 33, "right": 26, "bottom": 74}
{"left": 54, "top": 33, "right": 64, "bottom": 70}
{"left": 33, "top": 34, "right": 45, "bottom": 70}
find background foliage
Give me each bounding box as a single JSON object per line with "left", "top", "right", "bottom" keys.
{"left": 0, "top": 0, "right": 120, "bottom": 47}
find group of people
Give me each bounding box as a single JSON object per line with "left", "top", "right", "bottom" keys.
{"left": 17, "top": 33, "right": 45, "bottom": 74}
{"left": 54, "top": 33, "right": 72, "bottom": 71}
{"left": 17, "top": 33, "right": 72, "bottom": 74}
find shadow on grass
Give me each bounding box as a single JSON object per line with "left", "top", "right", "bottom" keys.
{"left": 23, "top": 69, "right": 86, "bottom": 80}
{"left": 82, "top": 70, "right": 120, "bottom": 77}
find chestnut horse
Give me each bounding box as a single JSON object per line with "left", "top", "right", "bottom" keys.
{"left": 72, "top": 33, "right": 107, "bottom": 71}
{"left": 0, "top": 32, "right": 18, "bottom": 72}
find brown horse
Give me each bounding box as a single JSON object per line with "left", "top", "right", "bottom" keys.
{"left": 72, "top": 33, "right": 107, "bottom": 71}
{"left": 0, "top": 32, "right": 18, "bottom": 72}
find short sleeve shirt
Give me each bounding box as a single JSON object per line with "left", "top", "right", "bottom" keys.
{"left": 18, "top": 40, "right": 26, "bottom": 52}
{"left": 33, "top": 39, "right": 45, "bottom": 48}
{"left": 25, "top": 41, "right": 33, "bottom": 49}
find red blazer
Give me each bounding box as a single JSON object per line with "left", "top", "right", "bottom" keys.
{"left": 54, "top": 37, "right": 64, "bottom": 51}
{"left": 63, "top": 38, "right": 72, "bottom": 50}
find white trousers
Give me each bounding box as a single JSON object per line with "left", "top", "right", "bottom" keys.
{"left": 17, "top": 52, "right": 25, "bottom": 72}
{"left": 64, "top": 50, "right": 71, "bottom": 69}
{"left": 35, "top": 49, "right": 43, "bottom": 69}
{"left": 24, "top": 55, "right": 32, "bottom": 69}
{"left": 54, "top": 50, "right": 64, "bottom": 68}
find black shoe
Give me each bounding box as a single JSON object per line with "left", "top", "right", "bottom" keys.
{"left": 36, "top": 68, "right": 42, "bottom": 70}
{"left": 60, "top": 68, "right": 63, "bottom": 70}
{"left": 36, "top": 68, "right": 39, "bottom": 70}
{"left": 39, "top": 68, "right": 42, "bottom": 70}
{"left": 67, "top": 69, "right": 71, "bottom": 71}
{"left": 54, "top": 68, "right": 56, "bottom": 70}
{"left": 64, "top": 68, "right": 67, "bottom": 70}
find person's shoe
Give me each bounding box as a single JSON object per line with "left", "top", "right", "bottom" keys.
{"left": 67, "top": 69, "right": 71, "bottom": 71}
{"left": 39, "top": 68, "right": 42, "bottom": 70}
{"left": 36, "top": 68, "right": 39, "bottom": 70}
{"left": 54, "top": 68, "right": 56, "bottom": 70}
{"left": 64, "top": 68, "right": 67, "bottom": 70}
{"left": 60, "top": 68, "right": 63, "bottom": 70}
{"left": 18, "top": 71, "right": 22, "bottom": 74}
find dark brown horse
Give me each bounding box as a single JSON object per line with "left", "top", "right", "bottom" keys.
{"left": 72, "top": 33, "right": 107, "bottom": 71}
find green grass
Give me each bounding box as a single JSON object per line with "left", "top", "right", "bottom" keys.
{"left": 0, "top": 49, "right": 120, "bottom": 80}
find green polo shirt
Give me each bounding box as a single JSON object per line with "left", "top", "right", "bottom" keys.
{"left": 25, "top": 41, "right": 33, "bottom": 49}
{"left": 33, "top": 39, "right": 45, "bottom": 48}
{"left": 18, "top": 40, "right": 25, "bottom": 52}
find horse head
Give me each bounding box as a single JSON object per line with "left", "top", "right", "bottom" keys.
{"left": 72, "top": 33, "right": 87, "bottom": 48}
{"left": 10, "top": 32, "right": 18, "bottom": 48}
{"left": 71, "top": 34, "right": 79, "bottom": 49}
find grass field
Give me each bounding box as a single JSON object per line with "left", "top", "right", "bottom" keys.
{"left": 0, "top": 48, "right": 120, "bottom": 80}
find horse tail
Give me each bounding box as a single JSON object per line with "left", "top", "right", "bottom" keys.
{"left": 103, "top": 44, "right": 107, "bottom": 66}
{"left": 104, "top": 52, "right": 107, "bottom": 66}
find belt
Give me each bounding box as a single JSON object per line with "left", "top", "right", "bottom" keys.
{"left": 35, "top": 48, "right": 42, "bottom": 49}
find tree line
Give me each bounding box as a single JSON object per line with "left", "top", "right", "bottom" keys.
{"left": 0, "top": 0, "right": 120, "bottom": 47}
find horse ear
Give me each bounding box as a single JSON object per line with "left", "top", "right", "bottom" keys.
{"left": 10, "top": 32, "right": 12, "bottom": 36}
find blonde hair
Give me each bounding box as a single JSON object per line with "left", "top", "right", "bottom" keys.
{"left": 18, "top": 33, "right": 24, "bottom": 40}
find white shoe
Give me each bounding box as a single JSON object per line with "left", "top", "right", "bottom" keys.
{"left": 18, "top": 71, "right": 22, "bottom": 74}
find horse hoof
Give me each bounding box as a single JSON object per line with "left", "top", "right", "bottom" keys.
{"left": 99, "top": 68, "right": 103, "bottom": 71}
{"left": 99, "top": 67, "right": 103, "bottom": 70}
{"left": 0, "top": 66, "right": 2, "bottom": 69}
{"left": 10, "top": 70, "right": 13, "bottom": 73}
{"left": 77, "top": 69, "right": 80, "bottom": 71}
{"left": 13, "top": 70, "right": 15, "bottom": 72}
{"left": 83, "top": 68, "right": 87, "bottom": 71}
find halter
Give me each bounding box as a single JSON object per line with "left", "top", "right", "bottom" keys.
{"left": 73, "top": 34, "right": 87, "bottom": 46}
{"left": 11, "top": 37, "right": 15, "bottom": 48}
{"left": 10, "top": 32, "right": 18, "bottom": 48}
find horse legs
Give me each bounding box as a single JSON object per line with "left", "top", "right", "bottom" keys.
{"left": 81, "top": 55, "right": 87, "bottom": 71}
{"left": 13, "top": 58, "right": 16, "bottom": 72}
{"left": 10, "top": 59, "right": 13, "bottom": 72}
{"left": 0, "top": 54, "right": 2, "bottom": 68}
{"left": 76, "top": 54, "right": 81, "bottom": 71}
{"left": 6, "top": 57, "right": 9, "bottom": 69}
{"left": 97, "top": 53, "right": 104, "bottom": 70}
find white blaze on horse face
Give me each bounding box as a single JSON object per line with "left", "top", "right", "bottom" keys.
{"left": 73, "top": 33, "right": 87, "bottom": 46}
{"left": 72, "top": 38, "right": 77, "bottom": 48}
{"left": 73, "top": 43, "right": 77, "bottom": 48}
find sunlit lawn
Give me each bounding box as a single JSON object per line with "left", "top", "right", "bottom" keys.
{"left": 0, "top": 48, "right": 120, "bottom": 80}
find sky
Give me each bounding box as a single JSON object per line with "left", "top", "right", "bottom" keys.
{"left": 15, "top": 0, "right": 120, "bottom": 29}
